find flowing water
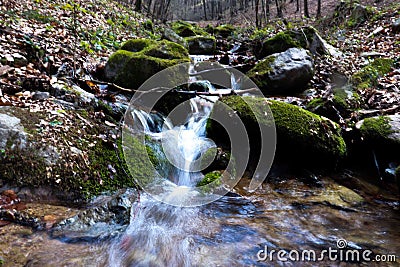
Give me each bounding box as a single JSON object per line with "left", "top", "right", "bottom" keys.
{"left": 1, "top": 62, "right": 399, "bottom": 266}
{"left": 107, "top": 95, "right": 214, "bottom": 266}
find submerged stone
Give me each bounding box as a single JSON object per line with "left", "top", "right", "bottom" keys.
{"left": 51, "top": 189, "right": 137, "bottom": 242}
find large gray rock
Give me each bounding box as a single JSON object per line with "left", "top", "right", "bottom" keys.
{"left": 355, "top": 115, "right": 400, "bottom": 159}
{"left": 51, "top": 189, "right": 137, "bottom": 242}
{"left": 248, "top": 48, "right": 314, "bottom": 95}
{"left": 309, "top": 31, "right": 343, "bottom": 58}
{"left": 0, "top": 113, "right": 27, "bottom": 150}
{"left": 356, "top": 114, "right": 400, "bottom": 145}
{"left": 162, "top": 28, "right": 188, "bottom": 49}
{"left": 349, "top": 4, "right": 374, "bottom": 26}
{"left": 185, "top": 36, "right": 216, "bottom": 55}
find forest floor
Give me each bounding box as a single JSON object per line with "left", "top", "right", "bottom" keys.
{"left": 0, "top": 0, "right": 399, "bottom": 196}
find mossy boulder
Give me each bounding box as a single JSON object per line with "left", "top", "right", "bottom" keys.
{"left": 105, "top": 39, "right": 190, "bottom": 89}
{"left": 185, "top": 36, "right": 216, "bottom": 55}
{"left": 214, "top": 24, "right": 235, "bottom": 38}
{"left": 207, "top": 96, "right": 346, "bottom": 168}
{"left": 306, "top": 86, "right": 361, "bottom": 122}
{"left": 196, "top": 170, "right": 223, "bottom": 193}
{"left": 351, "top": 58, "right": 394, "bottom": 89}
{"left": 347, "top": 4, "right": 376, "bottom": 27}
{"left": 171, "top": 21, "right": 207, "bottom": 37}
{"left": 247, "top": 48, "right": 314, "bottom": 95}
{"left": 356, "top": 115, "right": 400, "bottom": 157}
{"left": 197, "top": 171, "right": 222, "bottom": 187}
{"left": 253, "top": 31, "right": 302, "bottom": 59}
{"left": 162, "top": 28, "right": 188, "bottom": 48}
{"left": 252, "top": 27, "right": 341, "bottom": 59}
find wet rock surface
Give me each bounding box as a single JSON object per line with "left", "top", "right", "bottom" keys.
{"left": 0, "top": 112, "right": 27, "bottom": 150}
{"left": 186, "top": 36, "right": 216, "bottom": 55}
{"left": 50, "top": 189, "right": 137, "bottom": 242}
{"left": 248, "top": 48, "right": 315, "bottom": 95}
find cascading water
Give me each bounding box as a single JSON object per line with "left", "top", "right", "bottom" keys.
{"left": 108, "top": 93, "right": 218, "bottom": 266}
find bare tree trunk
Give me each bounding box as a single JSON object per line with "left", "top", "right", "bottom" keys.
{"left": 265, "top": 0, "right": 270, "bottom": 22}
{"left": 275, "top": 0, "right": 283, "bottom": 17}
{"left": 135, "top": 0, "right": 142, "bottom": 12}
{"left": 202, "top": 0, "right": 208, "bottom": 20}
{"left": 147, "top": 0, "right": 153, "bottom": 16}
{"left": 304, "top": 0, "right": 309, "bottom": 18}
{"left": 255, "top": 0, "right": 260, "bottom": 28}
{"left": 316, "top": 0, "right": 321, "bottom": 18}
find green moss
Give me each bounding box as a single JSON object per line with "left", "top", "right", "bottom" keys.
{"left": 123, "top": 133, "right": 158, "bottom": 187}
{"left": 120, "top": 39, "right": 154, "bottom": 52}
{"left": 247, "top": 55, "right": 275, "bottom": 89}
{"left": 204, "top": 24, "right": 215, "bottom": 34}
{"left": 107, "top": 38, "right": 190, "bottom": 89}
{"left": 271, "top": 99, "right": 346, "bottom": 158}
{"left": 143, "top": 40, "right": 189, "bottom": 60}
{"left": 185, "top": 36, "right": 216, "bottom": 55}
{"left": 257, "top": 31, "right": 301, "bottom": 58}
{"left": 249, "top": 27, "right": 274, "bottom": 40}
{"left": 359, "top": 116, "right": 393, "bottom": 143}
{"left": 171, "top": 21, "right": 207, "bottom": 37}
{"left": 81, "top": 138, "right": 135, "bottom": 197}
{"left": 208, "top": 96, "right": 346, "bottom": 166}
{"left": 214, "top": 24, "right": 235, "bottom": 38}
{"left": 197, "top": 171, "right": 222, "bottom": 187}
{"left": 352, "top": 58, "right": 394, "bottom": 89}
{"left": 143, "top": 19, "right": 154, "bottom": 32}
{"left": 0, "top": 146, "right": 47, "bottom": 188}
{"left": 332, "top": 88, "right": 350, "bottom": 110}
{"left": 0, "top": 106, "right": 149, "bottom": 200}
{"left": 306, "top": 97, "right": 325, "bottom": 111}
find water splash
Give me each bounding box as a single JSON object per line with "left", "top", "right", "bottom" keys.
{"left": 109, "top": 97, "right": 216, "bottom": 265}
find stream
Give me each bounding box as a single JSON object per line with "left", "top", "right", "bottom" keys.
{"left": 0, "top": 57, "right": 399, "bottom": 267}
{"left": 1, "top": 175, "right": 399, "bottom": 266}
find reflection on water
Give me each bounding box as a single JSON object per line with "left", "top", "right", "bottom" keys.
{"left": 1, "top": 173, "right": 398, "bottom": 266}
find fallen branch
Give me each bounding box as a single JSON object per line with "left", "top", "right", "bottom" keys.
{"left": 75, "top": 78, "right": 258, "bottom": 97}
{"left": 74, "top": 78, "right": 134, "bottom": 93}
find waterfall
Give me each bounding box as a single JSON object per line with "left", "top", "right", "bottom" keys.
{"left": 107, "top": 64, "right": 245, "bottom": 266}
{"left": 108, "top": 96, "right": 217, "bottom": 266}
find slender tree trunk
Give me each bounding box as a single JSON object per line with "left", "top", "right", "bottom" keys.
{"left": 255, "top": 0, "right": 260, "bottom": 28}
{"left": 147, "top": 0, "right": 153, "bottom": 16}
{"left": 275, "top": 0, "right": 282, "bottom": 17}
{"left": 135, "top": 0, "right": 142, "bottom": 11}
{"left": 316, "top": 0, "right": 321, "bottom": 18}
{"left": 296, "top": 0, "right": 299, "bottom": 12}
{"left": 202, "top": 0, "right": 208, "bottom": 20}
{"left": 304, "top": 0, "right": 309, "bottom": 18}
